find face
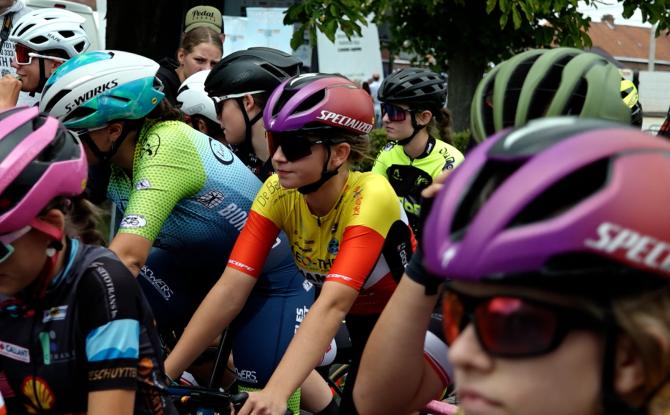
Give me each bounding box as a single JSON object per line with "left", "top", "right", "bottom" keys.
{"left": 79, "top": 126, "right": 114, "bottom": 166}
{"left": 381, "top": 102, "right": 415, "bottom": 140}
{"left": 218, "top": 98, "right": 247, "bottom": 145}
{"left": 179, "top": 42, "right": 221, "bottom": 79}
{"left": 0, "top": 227, "right": 50, "bottom": 297}
{"left": 446, "top": 282, "right": 605, "bottom": 415}
{"left": 11, "top": 44, "right": 62, "bottom": 93}
{"left": 270, "top": 133, "right": 328, "bottom": 189}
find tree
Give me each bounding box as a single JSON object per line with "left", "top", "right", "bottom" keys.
{"left": 284, "top": 0, "right": 670, "bottom": 131}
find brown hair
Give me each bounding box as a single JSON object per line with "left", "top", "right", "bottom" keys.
{"left": 426, "top": 107, "right": 453, "bottom": 144}
{"left": 44, "top": 196, "right": 107, "bottom": 246}
{"left": 179, "top": 26, "right": 222, "bottom": 55}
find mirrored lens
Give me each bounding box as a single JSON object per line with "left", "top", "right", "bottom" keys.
{"left": 381, "top": 103, "right": 407, "bottom": 122}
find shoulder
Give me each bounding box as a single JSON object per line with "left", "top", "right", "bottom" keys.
{"left": 77, "top": 255, "right": 140, "bottom": 301}
{"left": 433, "top": 140, "right": 465, "bottom": 169}
{"left": 351, "top": 172, "right": 398, "bottom": 201}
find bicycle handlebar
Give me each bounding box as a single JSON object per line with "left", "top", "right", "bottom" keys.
{"left": 168, "top": 386, "right": 292, "bottom": 415}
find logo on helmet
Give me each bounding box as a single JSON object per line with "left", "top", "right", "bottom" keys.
{"left": 316, "top": 110, "right": 373, "bottom": 134}
{"left": 585, "top": 222, "right": 670, "bottom": 274}
{"left": 64, "top": 79, "right": 119, "bottom": 112}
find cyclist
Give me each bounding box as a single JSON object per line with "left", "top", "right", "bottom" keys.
{"left": 470, "top": 47, "right": 643, "bottom": 145}
{"left": 0, "top": 106, "right": 175, "bottom": 414}
{"left": 166, "top": 74, "right": 451, "bottom": 415}
{"left": 175, "top": 69, "right": 225, "bottom": 143}
{"left": 373, "top": 67, "right": 464, "bottom": 234}
{"left": 8, "top": 8, "right": 90, "bottom": 105}
{"left": 38, "top": 50, "right": 316, "bottom": 408}
{"left": 204, "top": 47, "right": 302, "bottom": 181}
{"left": 419, "top": 117, "right": 670, "bottom": 415}
{"left": 157, "top": 26, "right": 222, "bottom": 106}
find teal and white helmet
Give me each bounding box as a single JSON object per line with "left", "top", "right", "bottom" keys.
{"left": 176, "top": 69, "right": 218, "bottom": 123}
{"left": 39, "top": 50, "right": 165, "bottom": 129}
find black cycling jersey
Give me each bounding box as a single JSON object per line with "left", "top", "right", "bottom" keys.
{"left": 0, "top": 239, "right": 176, "bottom": 414}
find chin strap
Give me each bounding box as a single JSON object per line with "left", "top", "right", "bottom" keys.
{"left": 395, "top": 115, "right": 426, "bottom": 146}
{"left": 79, "top": 120, "right": 141, "bottom": 163}
{"left": 298, "top": 144, "right": 343, "bottom": 194}
{"left": 235, "top": 98, "right": 263, "bottom": 157}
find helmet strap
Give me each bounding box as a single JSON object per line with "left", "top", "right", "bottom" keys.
{"left": 30, "top": 57, "right": 49, "bottom": 98}
{"left": 79, "top": 120, "right": 140, "bottom": 163}
{"left": 298, "top": 144, "right": 342, "bottom": 194}
{"left": 235, "top": 97, "right": 263, "bottom": 154}
{"left": 21, "top": 218, "right": 64, "bottom": 307}
{"left": 396, "top": 115, "right": 426, "bottom": 146}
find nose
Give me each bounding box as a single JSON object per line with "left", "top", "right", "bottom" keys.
{"left": 447, "top": 323, "right": 494, "bottom": 374}
{"left": 10, "top": 58, "right": 19, "bottom": 70}
{"left": 271, "top": 145, "right": 286, "bottom": 163}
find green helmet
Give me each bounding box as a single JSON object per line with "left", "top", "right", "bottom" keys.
{"left": 470, "top": 47, "right": 632, "bottom": 142}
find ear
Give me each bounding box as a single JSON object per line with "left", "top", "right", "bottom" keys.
{"left": 243, "top": 94, "right": 258, "bottom": 113}
{"left": 330, "top": 142, "right": 351, "bottom": 167}
{"left": 177, "top": 48, "right": 186, "bottom": 66}
{"left": 415, "top": 110, "right": 433, "bottom": 126}
{"left": 613, "top": 334, "right": 646, "bottom": 396}
{"left": 107, "top": 122, "right": 125, "bottom": 144}
{"left": 48, "top": 60, "right": 64, "bottom": 75}
{"left": 40, "top": 208, "right": 66, "bottom": 233}
{"left": 196, "top": 117, "right": 208, "bottom": 134}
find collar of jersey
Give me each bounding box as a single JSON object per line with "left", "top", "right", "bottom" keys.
{"left": 50, "top": 238, "right": 79, "bottom": 287}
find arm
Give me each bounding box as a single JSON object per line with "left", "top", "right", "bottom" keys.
{"left": 108, "top": 234, "right": 152, "bottom": 277}
{"left": 354, "top": 275, "right": 444, "bottom": 415}
{"left": 238, "top": 281, "right": 359, "bottom": 415}
{"left": 88, "top": 389, "right": 135, "bottom": 415}
{"left": 164, "top": 267, "right": 256, "bottom": 379}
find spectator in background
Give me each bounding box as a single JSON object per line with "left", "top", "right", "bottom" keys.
{"left": 0, "top": 0, "right": 32, "bottom": 105}
{"left": 368, "top": 72, "right": 381, "bottom": 127}
{"left": 362, "top": 80, "right": 371, "bottom": 96}
{"left": 184, "top": 5, "right": 224, "bottom": 44}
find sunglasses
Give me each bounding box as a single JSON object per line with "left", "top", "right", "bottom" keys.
{"left": 381, "top": 102, "right": 412, "bottom": 122}
{"left": 266, "top": 131, "right": 324, "bottom": 162}
{"left": 441, "top": 290, "right": 605, "bottom": 358}
{"left": 211, "top": 90, "right": 265, "bottom": 117}
{"left": 0, "top": 226, "right": 31, "bottom": 264}
{"left": 14, "top": 44, "right": 66, "bottom": 66}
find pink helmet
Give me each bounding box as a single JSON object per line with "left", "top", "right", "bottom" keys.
{"left": 264, "top": 74, "right": 375, "bottom": 135}
{"left": 0, "top": 107, "right": 88, "bottom": 234}
{"left": 423, "top": 117, "right": 670, "bottom": 285}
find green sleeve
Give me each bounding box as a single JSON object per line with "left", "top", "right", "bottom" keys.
{"left": 117, "top": 123, "right": 206, "bottom": 241}
{"left": 371, "top": 148, "right": 390, "bottom": 178}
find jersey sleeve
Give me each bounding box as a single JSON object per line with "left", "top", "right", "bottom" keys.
{"left": 441, "top": 143, "right": 465, "bottom": 171}
{"left": 326, "top": 175, "right": 402, "bottom": 290}
{"left": 227, "top": 176, "right": 284, "bottom": 277}
{"left": 76, "top": 257, "right": 146, "bottom": 392}
{"left": 117, "top": 123, "right": 206, "bottom": 241}
{"left": 371, "top": 147, "right": 390, "bottom": 178}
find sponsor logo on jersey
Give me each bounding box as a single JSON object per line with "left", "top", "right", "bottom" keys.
{"left": 135, "top": 178, "right": 151, "bottom": 190}
{"left": 22, "top": 376, "right": 54, "bottom": 412}
{"left": 119, "top": 214, "right": 147, "bottom": 229}
{"left": 352, "top": 186, "right": 363, "bottom": 216}
{"left": 0, "top": 341, "right": 29, "bottom": 363}
{"left": 316, "top": 110, "right": 374, "bottom": 134}
{"left": 88, "top": 367, "right": 138, "bottom": 382}
{"left": 327, "top": 238, "right": 339, "bottom": 255}
{"left": 196, "top": 190, "right": 225, "bottom": 209}
{"left": 140, "top": 266, "right": 173, "bottom": 301}
{"left": 142, "top": 133, "right": 161, "bottom": 157}
{"left": 218, "top": 203, "right": 247, "bottom": 231}
{"left": 210, "top": 138, "right": 234, "bottom": 165}
{"left": 42, "top": 306, "right": 68, "bottom": 323}
{"left": 64, "top": 79, "right": 119, "bottom": 112}
{"left": 302, "top": 280, "right": 313, "bottom": 292}
{"left": 383, "top": 142, "right": 394, "bottom": 151}
{"left": 585, "top": 222, "right": 670, "bottom": 273}
{"left": 295, "top": 306, "right": 309, "bottom": 323}
{"left": 235, "top": 368, "right": 258, "bottom": 384}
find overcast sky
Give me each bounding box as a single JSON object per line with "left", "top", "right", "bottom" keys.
{"left": 577, "top": 1, "right": 650, "bottom": 27}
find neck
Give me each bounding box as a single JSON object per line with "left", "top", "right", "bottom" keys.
{"left": 51, "top": 237, "right": 68, "bottom": 279}
{"left": 175, "top": 66, "right": 186, "bottom": 84}
{"left": 403, "top": 129, "right": 430, "bottom": 159}
{"left": 304, "top": 167, "right": 349, "bottom": 216}
{"left": 251, "top": 117, "right": 269, "bottom": 162}
{"left": 111, "top": 128, "right": 138, "bottom": 177}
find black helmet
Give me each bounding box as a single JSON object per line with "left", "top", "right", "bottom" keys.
{"left": 204, "top": 47, "right": 302, "bottom": 98}
{"left": 378, "top": 67, "right": 447, "bottom": 111}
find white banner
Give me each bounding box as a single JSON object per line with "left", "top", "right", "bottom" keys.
{"left": 223, "top": 8, "right": 293, "bottom": 56}
{"left": 316, "top": 17, "right": 384, "bottom": 83}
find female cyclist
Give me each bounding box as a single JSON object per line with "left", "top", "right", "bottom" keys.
{"left": 360, "top": 117, "right": 670, "bottom": 415}
{"left": 38, "top": 51, "right": 315, "bottom": 406}
{"left": 0, "top": 106, "right": 174, "bottom": 414}
{"left": 166, "top": 74, "right": 451, "bottom": 415}
{"left": 204, "top": 47, "right": 302, "bottom": 181}
{"left": 157, "top": 26, "right": 222, "bottom": 106}
{"left": 8, "top": 7, "right": 90, "bottom": 105}
{"left": 175, "top": 69, "right": 225, "bottom": 143}
{"left": 373, "top": 67, "right": 463, "bottom": 234}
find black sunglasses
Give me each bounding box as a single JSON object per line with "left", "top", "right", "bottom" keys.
{"left": 266, "top": 131, "right": 325, "bottom": 162}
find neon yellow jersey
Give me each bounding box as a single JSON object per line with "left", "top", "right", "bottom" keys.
{"left": 372, "top": 137, "right": 464, "bottom": 233}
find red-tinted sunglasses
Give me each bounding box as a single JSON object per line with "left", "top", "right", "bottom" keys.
{"left": 266, "top": 131, "right": 324, "bottom": 162}
{"left": 14, "top": 43, "right": 65, "bottom": 66}
{"left": 441, "top": 290, "right": 605, "bottom": 358}
{"left": 381, "top": 102, "right": 412, "bottom": 122}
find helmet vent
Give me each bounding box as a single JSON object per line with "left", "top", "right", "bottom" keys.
{"left": 272, "top": 90, "right": 297, "bottom": 117}
{"left": 42, "top": 89, "right": 72, "bottom": 113}
{"left": 451, "top": 159, "right": 524, "bottom": 240}
{"left": 30, "top": 35, "right": 48, "bottom": 45}
{"left": 59, "top": 30, "right": 75, "bottom": 39}
{"left": 64, "top": 106, "right": 96, "bottom": 123}
{"left": 509, "top": 158, "right": 610, "bottom": 227}
{"left": 260, "top": 62, "right": 287, "bottom": 80}
{"left": 562, "top": 78, "right": 587, "bottom": 116}
{"left": 74, "top": 41, "right": 86, "bottom": 53}
{"left": 527, "top": 54, "right": 575, "bottom": 120}
{"left": 502, "top": 56, "right": 540, "bottom": 128}
{"left": 16, "top": 24, "right": 34, "bottom": 37}
{"left": 293, "top": 89, "right": 326, "bottom": 114}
